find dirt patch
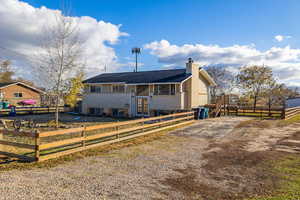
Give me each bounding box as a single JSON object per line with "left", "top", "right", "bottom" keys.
{"left": 201, "top": 141, "right": 280, "bottom": 200}
{"left": 160, "top": 166, "right": 221, "bottom": 200}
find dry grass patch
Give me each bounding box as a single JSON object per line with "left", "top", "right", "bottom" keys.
{"left": 235, "top": 119, "right": 274, "bottom": 129}
{"left": 276, "top": 114, "right": 300, "bottom": 127}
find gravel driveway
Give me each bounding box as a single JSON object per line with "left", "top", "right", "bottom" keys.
{"left": 0, "top": 117, "right": 254, "bottom": 200}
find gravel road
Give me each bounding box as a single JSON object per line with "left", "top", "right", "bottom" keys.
{"left": 0, "top": 117, "right": 253, "bottom": 200}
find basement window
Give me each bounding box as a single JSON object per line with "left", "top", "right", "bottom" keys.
{"left": 14, "top": 92, "right": 23, "bottom": 98}
{"left": 89, "top": 107, "right": 103, "bottom": 115}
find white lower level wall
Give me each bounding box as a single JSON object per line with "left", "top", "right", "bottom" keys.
{"left": 150, "top": 94, "right": 182, "bottom": 110}
{"left": 82, "top": 93, "right": 132, "bottom": 115}
{"left": 82, "top": 93, "right": 184, "bottom": 117}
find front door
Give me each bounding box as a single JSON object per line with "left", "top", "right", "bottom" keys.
{"left": 136, "top": 97, "right": 149, "bottom": 116}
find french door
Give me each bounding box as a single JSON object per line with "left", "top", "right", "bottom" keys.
{"left": 136, "top": 97, "right": 149, "bottom": 116}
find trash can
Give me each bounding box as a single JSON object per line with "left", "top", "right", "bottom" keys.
{"left": 3, "top": 102, "right": 9, "bottom": 109}
{"left": 9, "top": 106, "right": 16, "bottom": 117}
{"left": 194, "top": 108, "right": 201, "bottom": 120}
{"left": 199, "top": 107, "right": 205, "bottom": 119}
{"left": 204, "top": 108, "right": 209, "bottom": 119}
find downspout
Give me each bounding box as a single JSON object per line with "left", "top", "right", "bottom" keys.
{"left": 180, "top": 82, "right": 184, "bottom": 109}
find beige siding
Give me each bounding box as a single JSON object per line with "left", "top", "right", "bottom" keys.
{"left": 186, "top": 62, "right": 210, "bottom": 108}
{"left": 182, "top": 79, "right": 191, "bottom": 109}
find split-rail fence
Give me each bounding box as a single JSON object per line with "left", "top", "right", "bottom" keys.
{"left": 0, "top": 111, "right": 194, "bottom": 162}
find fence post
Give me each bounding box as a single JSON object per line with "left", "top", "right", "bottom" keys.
{"left": 281, "top": 108, "right": 286, "bottom": 120}
{"left": 116, "top": 124, "right": 119, "bottom": 140}
{"left": 0, "top": 130, "right": 3, "bottom": 152}
{"left": 81, "top": 126, "right": 86, "bottom": 148}
{"left": 35, "top": 130, "right": 40, "bottom": 162}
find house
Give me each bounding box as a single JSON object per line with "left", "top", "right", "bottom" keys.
{"left": 0, "top": 82, "right": 45, "bottom": 106}
{"left": 82, "top": 58, "right": 216, "bottom": 117}
{"left": 286, "top": 97, "right": 300, "bottom": 108}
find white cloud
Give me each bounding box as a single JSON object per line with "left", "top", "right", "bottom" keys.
{"left": 274, "top": 35, "right": 291, "bottom": 42}
{"left": 144, "top": 40, "right": 300, "bottom": 86}
{"left": 0, "top": 0, "right": 127, "bottom": 80}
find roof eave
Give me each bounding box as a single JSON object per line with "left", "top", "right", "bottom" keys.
{"left": 199, "top": 69, "right": 217, "bottom": 86}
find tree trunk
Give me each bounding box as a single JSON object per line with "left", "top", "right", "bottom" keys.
{"left": 55, "top": 94, "right": 59, "bottom": 129}
{"left": 0, "top": 129, "right": 3, "bottom": 152}
{"left": 253, "top": 95, "right": 257, "bottom": 112}
{"left": 268, "top": 98, "right": 271, "bottom": 117}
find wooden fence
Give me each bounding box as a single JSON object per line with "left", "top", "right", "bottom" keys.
{"left": 0, "top": 106, "right": 67, "bottom": 116}
{"left": 283, "top": 106, "right": 300, "bottom": 120}
{"left": 205, "top": 104, "right": 300, "bottom": 120}
{"left": 0, "top": 111, "right": 194, "bottom": 162}
{"left": 205, "top": 104, "right": 284, "bottom": 119}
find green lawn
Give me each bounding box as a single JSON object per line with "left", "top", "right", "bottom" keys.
{"left": 247, "top": 155, "right": 300, "bottom": 200}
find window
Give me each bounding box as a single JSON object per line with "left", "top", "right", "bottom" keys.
{"left": 89, "top": 107, "right": 103, "bottom": 115}
{"left": 136, "top": 85, "right": 149, "bottom": 96}
{"left": 14, "top": 92, "right": 23, "bottom": 98}
{"left": 171, "top": 84, "right": 175, "bottom": 95}
{"left": 112, "top": 85, "right": 125, "bottom": 93}
{"left": 153, "top": 84, "right": 176, "bottom": 95}
{"left": 102, "top": 85, "right": 111, "bottom": 93}
{"left": 90, "top": 86, "right": 101, "bottom": 93}
{"left": 159, "top": 85, "right": 170, "bottom": 95}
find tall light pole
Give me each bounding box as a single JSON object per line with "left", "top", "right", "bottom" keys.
{"left": 131, "top": 47, "right": 141, "bottom": 72}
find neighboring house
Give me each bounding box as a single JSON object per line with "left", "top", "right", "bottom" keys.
{"left": 82, "top": 58, "right": 216, "bottom": 117}
{"left": 286, "top": 97, "right": 300, "bottom": 108}
{"left": 0, "top": 82, "right": 45, "bottom": 106}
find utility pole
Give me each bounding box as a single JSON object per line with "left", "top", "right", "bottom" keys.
{"left": 131, "top": 47, "right": 141, "bottom": 72}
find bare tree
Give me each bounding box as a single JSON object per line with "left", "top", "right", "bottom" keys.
{"left": 206, "top": 66, "right": 235, "bottom": 102}
{"left": 263, "top": 82, "right": 284, "bottom": 114}
{"left": 237, "top": 65, "right": 274, "bottom": 111}
{"left": 35, "top": 14, "right": 84, "bottom": 128}
{"left": 0, "top": 60, "right": 14, "bottom": 83}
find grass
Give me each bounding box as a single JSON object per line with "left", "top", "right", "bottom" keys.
{"left": 247, "top": 155, "right": 300, "bottom": 200}
{"left": 277, "top": 114, "right": 300, "bottom": 127}
{"left": 0, "top": 122, "right": 192, "bottom": 172}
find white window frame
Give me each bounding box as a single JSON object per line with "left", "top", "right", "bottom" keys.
{"left": 153, "top": 84, "right": 176, "bottom": 96}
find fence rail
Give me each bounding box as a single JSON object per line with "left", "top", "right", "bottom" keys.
{"left": 0, "top": 111, "right": 195, "bottom": 162}
{"left": 284, "top": 106, "right": 300, "bottom": 120}
{"left": 205, "top": 104, "right": 300, "bottom": 120}
{"left": 205, "top": 104, "right": 284, "bottom": 119}
{"left": 0, "top": 106, "right": 67, "bottom": 115}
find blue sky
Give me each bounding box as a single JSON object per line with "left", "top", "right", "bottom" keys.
{"left": 23, "top": 0, "right": 300, "bottom": 63}
{"left": 1, "top": 0, "right": 300, "bottom": 86}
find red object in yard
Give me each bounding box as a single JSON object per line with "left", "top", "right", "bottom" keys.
{"left": 20, "top": 99, "right": 37, "bottom": 105}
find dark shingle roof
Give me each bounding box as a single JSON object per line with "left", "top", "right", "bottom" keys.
{"left": 83, "top": 69, "right": 191, "bottom": 84}
{"left": 0, "top": 82, "right": 16, "bottom": 88}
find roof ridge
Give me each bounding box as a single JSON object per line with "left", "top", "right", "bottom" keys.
{"left": 103, "top": 68, "right": 185, "bottom": 75}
